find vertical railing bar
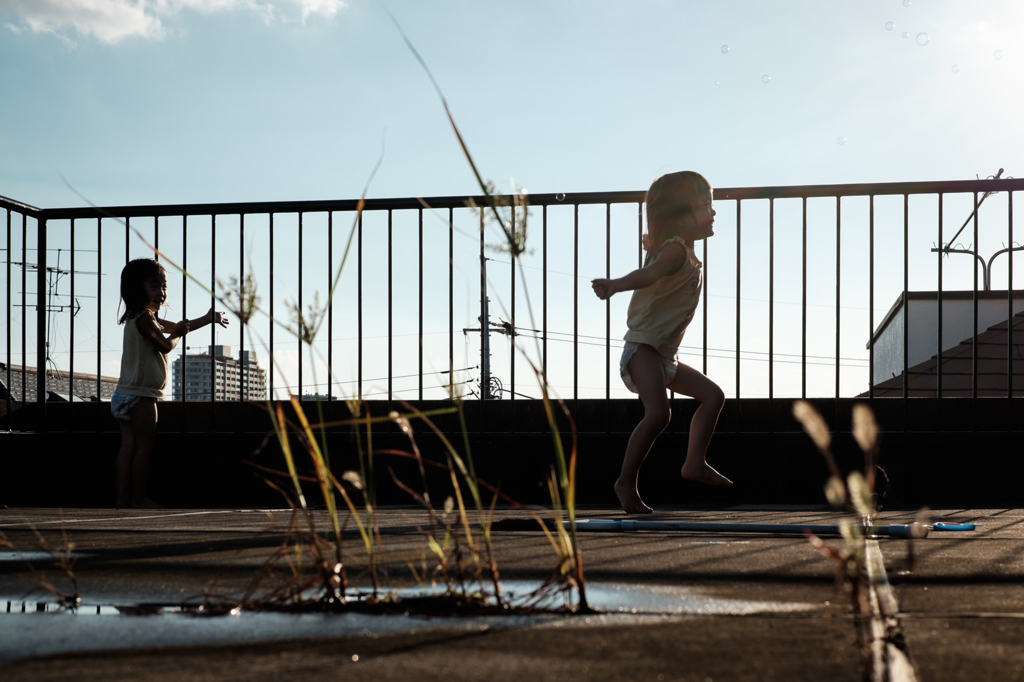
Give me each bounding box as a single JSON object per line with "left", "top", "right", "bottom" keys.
{"left": 869, "top": 196, "right": 875, "bottom": 401}
{"left": 95, "top": 217, "right": 101, "bottom": 427}
{"left": 211, "top": 215, "right": 217, "bottom": 428}
{"left": 605, "top": 202, "right": 611, "bottom": 405}
{"left": 573, "top": 203, "right": 579, "bottom": 406}
{"left": 153, "top": 216, "right": 160, "bottom": 400}
{"left": 479, "top": 207, "right": 486, "bottom": 431}
{"left": 902, "top": 195, "right": 909, "bottom": 431}
{"left": 69, "top": 218, "right": 76, "bottom": 432}
{"left": 801, "top": 197, "right": 807, "bottom": 399}
{"left": 154, "top": 216, "right": 159, "bottom": 416}
{"left": 510, "top": 205, "right": 516, "bottom": 418}
{"left": 768, "top": 198, "right": 774, "bottom": 432}
{"left": 1008, "top": 191, "right": 1014, "bottom": 412}
{"left": 328, "top": 211, "right": 333, "bottom": 404}
{"left": 22, "top": 214, "right": 28, "bottom": 407}
{"left": 419, "top": 208, "right": 424, "bottom": 401}
{"left": 269, "top": 214, "right": 274, "bottom": 401}
{"left": 702, "top": 230, "right": 708, "bottom": 376}
{"left": 835, "top": 196, "right": 841, "bottom": 425}
{"left": 298, "top": 212, "right": 303, "bottom": 401}
{"left": 972, "top": 192, "right": 979, "bottom": 421}
{"left": 36, "top": 216, "right": 47, "bottom": 422}
{"left": 542, "top": 205, "right": 548, "bottom": 379}
{"left": 448, "top": 207, "right": 454, "bottom": 393}
{"left": 5, "top": 210, "right": 10, "bottom": 428}
{"left": 937, "top": 194, "right": 943, "bottom": 404}
{"left": 357, "top": 212, "right": 362, "bottom": 399}
{"left": 638, "top": 201, "right": 643, "bottom": 269}
{"left": 239, "top": 214, "right": 245, "bottom": 413}
{"left": 735, "top": 199, "right": 741, "bottom": 433}
{"left": 387, "top": 208, "right": 393, "bottom": 407}
{"left": 181, "top": 216, "right": 187, "bottom": 428}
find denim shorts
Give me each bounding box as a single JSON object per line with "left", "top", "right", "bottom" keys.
{"left": 110, "top": 393, "right": 142, "bottom": 422}
{"left": 619, "top": 342, "right": 678, "bottom": 394}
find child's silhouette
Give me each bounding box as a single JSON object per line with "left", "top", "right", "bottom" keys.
{"left": 592, "top": 172, "right": 730, "bottom": 514}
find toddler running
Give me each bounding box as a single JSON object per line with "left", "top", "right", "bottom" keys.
{"left": 112, "top": 258, "right": 228, "bottom": 508}
{"left": 592, "top": 171, "right": 730, "bottom": 514}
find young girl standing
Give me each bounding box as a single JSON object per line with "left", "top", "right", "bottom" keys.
{"left": 112, "top": 258, "right": 228, "bottom": 508}
{"left": 592, "top": 171, "right": 730, "bottom": 514}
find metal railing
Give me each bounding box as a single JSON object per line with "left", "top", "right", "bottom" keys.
{"left": 3, "top": 176, "right": 1021, "bottom": 434}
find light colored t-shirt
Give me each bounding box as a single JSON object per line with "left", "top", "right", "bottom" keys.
{"left": 623, "top": 236, "right": 703, "bottom": 360}
{"left": 113, "top": 310, "right": 169, "bottom": 399}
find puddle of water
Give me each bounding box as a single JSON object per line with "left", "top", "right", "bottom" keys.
{"left": 1, "top": 583, "right": 818, "bottom": 663}
{"left": 1, "top": 551, "right": 94, "bottom": 565}
{"left": 397, "top": 581, "right": 814, "bottom": 616}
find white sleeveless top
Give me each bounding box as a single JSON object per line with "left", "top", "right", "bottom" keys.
{"left": 623, "top": 236, "right": 703, "bottom": 360}
{"left": 114, "top": 311, "right": 169, "bottom": 399}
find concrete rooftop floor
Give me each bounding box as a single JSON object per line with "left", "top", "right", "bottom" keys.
{"left": 0, "top": 506, "right": 1020, "bottom": 681}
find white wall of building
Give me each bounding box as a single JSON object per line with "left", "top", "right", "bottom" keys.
{"left": 869, "top": 292, "right": 1024, "bottom": 386}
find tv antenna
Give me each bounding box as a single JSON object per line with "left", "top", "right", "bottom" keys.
{"left": 930, "top": 168, "right": 1023, "bottom": 290}
{"left": 4, "top": 248, "right": 99, "bottom": 374}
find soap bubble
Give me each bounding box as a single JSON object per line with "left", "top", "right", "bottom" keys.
{"left": 902, "top": 32, "right": 909, "bottom": 39}
{"left": 721, "top": 45, "right": 729, "bottom": 54}
{"left": 994, "top": 50, "right": 1003, "bottom": 60}
{"left": 837, "top": 136, "right": 846, "bottom": 146}
{"left": 714, "top": 80, "right": 720, "bottom": 85}
{"left": 761, "top": 74, "right": 771, "bottom": 84}
{"left": 902, "top": 0, "right": 910, "bottom": 6}
{"left": 885, "top": 21, "right": 894, "bottom": 31}
{"left": 555, "top": 193, "right": 565, "bottom": 202}
{"left": 951, "top": 64, "right": 960, "bottom": 73}
{"left": 916, "top": 32, "right": 929, "bottom": 46}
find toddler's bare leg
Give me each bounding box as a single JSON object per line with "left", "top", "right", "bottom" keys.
{"left": 116, "top": 420, "right": 136, "bottom": 509}
{"left": 128, "top": 398, "right": 162, "bottom": 508}
{"left": 668, "top": 362, "right": 731, "bottom": 486}
{"left": 615, "top": 344, "right": 671, "bottom": 514}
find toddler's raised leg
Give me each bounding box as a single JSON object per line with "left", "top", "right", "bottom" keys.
{"left": 668, "top": 362, "right": 732, "bottom": 486}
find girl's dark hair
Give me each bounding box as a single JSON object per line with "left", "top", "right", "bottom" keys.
{"left": 118, "top": 258, "right": 166, "bottom": 325}
{"left": 645, "top": 171, "right": 711, "bottom": 244}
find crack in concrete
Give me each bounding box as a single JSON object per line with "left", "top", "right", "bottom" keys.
{"left": 866, "top": 539, "right": 918, "bottom": 682}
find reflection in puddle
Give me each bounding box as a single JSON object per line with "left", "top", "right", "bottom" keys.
{"left": 5, "top": 581, "right": 815, "bottom": 618}
{"left": 0, "top": 551, "right": 94, "bottom": 564}
{"left": 1, "top": 583, "right": 819, "bottom": 664}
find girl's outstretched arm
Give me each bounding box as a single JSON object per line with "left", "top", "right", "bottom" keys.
{"left": 157, "top": 308, "right": 230, "bottom": 334}
{"left": 185, "top": 308, "right": 230, "bottom": 332}
{"left": 591, "top": 242, "right": 688, "bottom": 300}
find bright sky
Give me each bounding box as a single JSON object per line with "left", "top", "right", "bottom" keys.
{"left": 1, "top": 1, "right": 1021, "bottom": 401}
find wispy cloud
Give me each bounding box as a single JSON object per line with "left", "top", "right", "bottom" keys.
{"left": 0, "top": 0, "right": 346, "bottom": 44}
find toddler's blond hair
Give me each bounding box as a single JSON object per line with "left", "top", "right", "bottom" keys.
{"left": 645, "top": 171, "right": 711, "bottom": 248}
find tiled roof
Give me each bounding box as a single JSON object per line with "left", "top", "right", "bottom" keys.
{"left": 864, "top": 310, "right": 1024, "bottom": 397}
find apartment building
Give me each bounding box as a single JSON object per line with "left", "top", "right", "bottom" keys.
{"left": 171, "top": 346, "right": 266, "bottom": 401}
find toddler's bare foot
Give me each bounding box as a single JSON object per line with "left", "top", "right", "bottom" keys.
{"left": 614, "top": 479, "right": 653, "bottom": 514}
{"left": 681, "top": 462, "right": 733, "bottom": 487}
{"left": 132, "top": 497, "right": 164, "bottom": 509}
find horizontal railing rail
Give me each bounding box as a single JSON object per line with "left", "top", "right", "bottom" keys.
{"left": 25, "top": 178, "right": 1024, "bottom": 220}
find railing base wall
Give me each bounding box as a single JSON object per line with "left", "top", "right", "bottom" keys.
{"left": 1, "top": 398, "right": 1019, "bottom": 508}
